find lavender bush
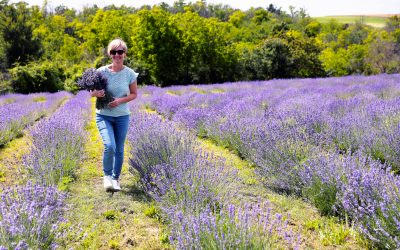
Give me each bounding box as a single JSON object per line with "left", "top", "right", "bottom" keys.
{"left": 23, "top": 91, "right": 91, "bottom": 186}
{"left": 301, "top": 151, "right": 400, "bottom": 248}
{"left": 0, "top": 182, "right": 67, "bottom": 249}
{"left": 127, "top": 102, "right": 300, "bottom": 248}
{"left": 132, "top": 153, "right": 238, "bottom": 215}
{"left": 340, "top": 158, "right": 400, "bottom": 249}
{"left": 128, "top": 112, "right": 237, "bottom": 212}
{"left": 76, "top": 68, "right": 113, "bottom": 109}
{"left": 0, "top": 92, "right": 70, "bottom": 147}
{"left": 128, "top": 112, "right": 198, "bottom": 170}
{"left": 169, "top": 202, "right": 299, "bottom": 250}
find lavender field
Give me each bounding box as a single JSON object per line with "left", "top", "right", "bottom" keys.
{"left": 0, "top": 92, "right": 91, "bottom": 249}
{"left": 128, "top": 73, "right": 400, "bottom": 249}
{"left": 0, "top": 74, "right": 399, "bottom": 249}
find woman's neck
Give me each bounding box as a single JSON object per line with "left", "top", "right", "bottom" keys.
{"left": 110, "top": 63, "right": 124, "bottom": 72}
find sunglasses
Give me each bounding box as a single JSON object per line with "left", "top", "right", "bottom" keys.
{"left": 110, "top": 49, "right": 125, "bottom": 55}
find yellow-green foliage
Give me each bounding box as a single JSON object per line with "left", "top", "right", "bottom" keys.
{"left": 166, "top": 90, "right": 182, "bottom": 96}
{"left": 0, "top": 135, "right": 32, "bottom": 185}
{"left": 0, "top": 171, "right": 5, "bottom": 182}
{"left": 210, "top": 88, "right": 225, "bottom": 93}
{"left": 103, "top": 210, "right": 120, "bottom": 221}
{"left": 33, "top": 96, "right": 46, "bottom": 102}
{"left": 144, "top": 204, "right": 162, "bottom": 221}
{"left": 108, "top": 240, "right": 121, "bottom": 249}
{"left": 3, "top": 98, "right": 15, "bottom": 104}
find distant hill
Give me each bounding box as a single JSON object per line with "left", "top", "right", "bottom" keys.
{"left": 314, "top": 14, "right": 399, "bottom": 28}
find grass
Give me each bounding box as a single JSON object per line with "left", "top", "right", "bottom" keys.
{"left": 62, "top": 98, "right": 169, "bottom": 249}
{"left": 33, "top": 96, "right": 47, "bottom": 102}
{"left": 0, "top": 134, "right": 32, "bottom": 186}
{"left": 314, "top": 15, "right": 394, "bottom": 28}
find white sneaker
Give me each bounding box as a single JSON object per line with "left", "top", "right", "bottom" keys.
{"left": 103, "top": 176, "right": 113, "bottom": 191}
{"left": 111, "top": 179, "right": 121, "bottom": 192}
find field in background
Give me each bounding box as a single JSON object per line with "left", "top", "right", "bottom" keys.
{"left": 315, "top": 14, "right": 398, "bottom": 28}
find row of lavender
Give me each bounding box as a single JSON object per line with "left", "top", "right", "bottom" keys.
{"left": 0, "top": 91, "right": 91, "bottom": 249}
{"left": 144, "top": 74, "right": 400, "bottom": 249}
{"left": 0, "top": 92, "right": 71, "bottom": 147}
{"left": 127, "top": 99, "right": 300, "bottom": 249}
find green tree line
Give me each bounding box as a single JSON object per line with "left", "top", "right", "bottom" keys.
{"left": 0, "top": 0, "right": 399, "bottom": 93}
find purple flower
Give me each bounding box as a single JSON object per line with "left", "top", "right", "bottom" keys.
{"left": 76, "top": 68, "right": 113, "bottom": 109}
{"left": 0, "top": 182, "right": 67, "bottom": 248}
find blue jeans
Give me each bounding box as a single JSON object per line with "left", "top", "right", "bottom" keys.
{"left": 95, "top": 114, "right": 129, "bottom": 180}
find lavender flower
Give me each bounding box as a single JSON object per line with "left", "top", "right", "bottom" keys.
{"left": 77, "top": 68, "right": 113, "bottom": 109}
{"left": 0, "top": 182, "right": 67, "bottom": 249}
{"left": 23, "top": 91, "right": 91, "bottom": 186}
{"left": 130, "top": 73, "right": 400, "bottom": 248}
{"left": 169, "top": 202, "right": 299, "bottom": 250}
{"left": 128, "top": 111, "right": 238, "bottom": 213}
{"left": 302, "top": 151, "right": 400, "bottom": 248}
{"left": 0, "top": 92, "right": 71, "bottom": 146}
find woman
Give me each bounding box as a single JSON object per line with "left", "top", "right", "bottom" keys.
{"left": 91, "top": 38, "right": 138, "bottom": 192}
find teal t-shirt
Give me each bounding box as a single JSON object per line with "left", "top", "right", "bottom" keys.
{"left": 96, "top": 65, "right": 138, "bottom": 117}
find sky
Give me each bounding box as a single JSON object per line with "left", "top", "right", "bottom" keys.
{"left": 10, "top": 0, "right": 400, "bottom": 17}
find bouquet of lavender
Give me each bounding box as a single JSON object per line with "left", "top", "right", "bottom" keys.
{"left": 77, "top": 68, "right": 114, "bottom": 109}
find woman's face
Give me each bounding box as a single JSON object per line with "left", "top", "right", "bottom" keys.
{"left": 109, "top": 46, "right": 126, "bottom": 63}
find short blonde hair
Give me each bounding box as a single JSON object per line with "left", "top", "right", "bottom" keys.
{"left": 107, "top": 38, "right": 128, "bottom": 55}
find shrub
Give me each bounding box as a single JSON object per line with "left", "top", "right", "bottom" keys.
{"left": 9, "top": 61, "right": 65, "bottom": 93}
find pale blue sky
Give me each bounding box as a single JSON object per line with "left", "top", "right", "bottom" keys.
{"left": 11, "top": 0, "right": 400, "bottom": 17}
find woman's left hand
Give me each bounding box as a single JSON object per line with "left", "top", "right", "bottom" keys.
{"left": 108, "top": 98, "right": 122, "bottom": 108}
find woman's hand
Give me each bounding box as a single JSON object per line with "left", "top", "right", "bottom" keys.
{"left": 108, "top": 98, "right": 122, "bottom": 108}
{"left": 91, "top": 89, "right": 105, "bottom": 98}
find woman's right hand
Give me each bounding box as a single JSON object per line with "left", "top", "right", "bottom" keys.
{"left": 91, "top": 89, "right": 105, "bottom": 98}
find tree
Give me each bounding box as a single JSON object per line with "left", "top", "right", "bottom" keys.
{"left": 385, "top": 15, "right": 400, "bottom": 33}
{"left": 317, "top": 21, "right": 369, "bottom": 76}
{"left": 305, "top": 20, "right": 322, "bottom": 37}
{"left": 131, "top": 8, "right": 183, "bottom": 86}
{"left": 319, "top": 47, "right": 350, "bottom": 76}
{"left": 10, "top": 60, "right": 65, "bottom": 93}
{"left": 284, "top": 30, "right": 325, "bottom": 77}
{"left": 0, "top": 2, "right": 42, "bottom": 67}
{"left": 229, "top": 10, "right": 246, "bottom": 28}
{"left": 245, "top": 38, "right": 292, "bottom": 80}
{"left": 267, "top": 4, "right": 282, "bottom": 16}
{"left": 252, "top": 9, "right": 270, "bottom": 25}
{"left": 0, "top": 28, "right": 6, "bottom": 70}
{"left": 365, "top": 32, "right": 400, "bottom": 74}
{"left": 172, "top": 10, "right": 238, "bottom": 84}
{"left": 78, "top": 9, "right": 135, "bottom": 57}
{"left": 338, "top": 22, "right": 369, "bottom": 48}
